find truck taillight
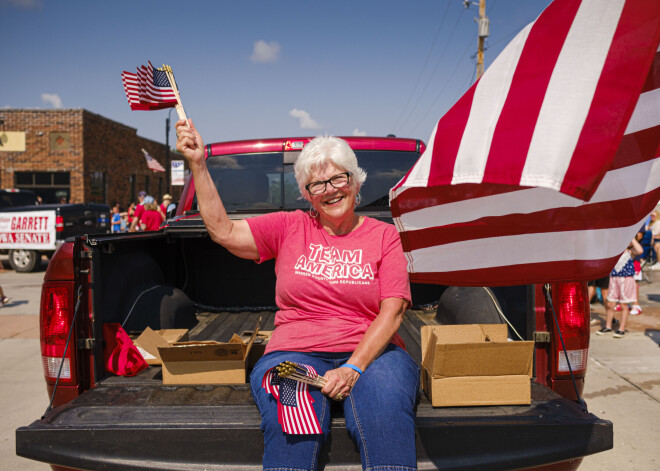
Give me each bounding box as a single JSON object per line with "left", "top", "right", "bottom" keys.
{"left": 40, "top": 281, "right": 77, "bottom": 386}
{"left": 55, "top": 215, "right": 64, "bottom": 232}
{"left": 552, "top": 282, "right": 590, "bottom": 377}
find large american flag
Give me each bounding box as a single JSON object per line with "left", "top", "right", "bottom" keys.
{"left": 141, "top": 149, "right": 166, "bottom": 173}
{"left": 262, "top": 365, "right": 322, "bottom": 435}
{"left": 390, "top": 0, "right": 660, "bottom": 287}
{"left": 121, "top": 61, "right": 177, "bottom": 110}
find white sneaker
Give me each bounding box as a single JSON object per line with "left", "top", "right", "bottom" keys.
{"left": 650, "top": 263, "right": 660, "bottom": 270}
{"left": 630, "top": 305, "right": 642, "bottom": 316}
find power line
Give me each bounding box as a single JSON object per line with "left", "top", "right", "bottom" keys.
{"left": 395, "top": 6, "right": 467, "bottom": 134}
{"left": 391, "top": 0, "right": 452, "bottom": 133}
{"left": 407, "top": 33, "right": 476, "bottom": 137}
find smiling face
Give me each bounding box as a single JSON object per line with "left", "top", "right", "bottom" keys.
{"left": 307, "top": 162, "right": 357, "bottom": 226}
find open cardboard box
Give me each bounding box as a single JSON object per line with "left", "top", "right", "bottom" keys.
{"left": 240, "top": 330, "right": 273, "bottom": 369}
{"left": 158, "top": 327, "right": 259, "bottom": 385}
{"left": 133, "top": 327, "right": 189, "bottom": 366}
{"left": 421, "top": 324, "right": 534, "bottom": 407}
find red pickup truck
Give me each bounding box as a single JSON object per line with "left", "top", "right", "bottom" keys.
{"left": 16, "top": 136, "right": 612, "bottom": 470}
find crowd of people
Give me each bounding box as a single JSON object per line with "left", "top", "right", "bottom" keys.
{"left": 110, "top": 191, "right": 173, "bottom": 233}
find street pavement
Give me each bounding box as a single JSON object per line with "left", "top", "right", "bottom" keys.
{"left": 580, "top": 270, "right": 660, "bottom": 471}
{"left": 1, "top": 258, "right": 659, "bottom": 470}
{"left": 0, "top": 258, "right": 49, "bottom": 470}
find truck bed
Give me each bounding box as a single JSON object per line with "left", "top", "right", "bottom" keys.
{"left": 16, "top": 310, "right": 612, "bottom": 470}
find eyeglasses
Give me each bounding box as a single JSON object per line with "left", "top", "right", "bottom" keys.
{"left": 305, "top": 172, "right": 352, "bottom": 195}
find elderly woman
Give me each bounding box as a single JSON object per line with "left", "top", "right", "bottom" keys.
{"left": 176, "top": 120, "right": 419, "bottom": 471}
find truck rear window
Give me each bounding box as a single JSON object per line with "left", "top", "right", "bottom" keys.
{"left": 198, "top": 150, "right": 420, "bottom": 211}
{"left": 0, "top": 191, "right": 38, "bottom": 208}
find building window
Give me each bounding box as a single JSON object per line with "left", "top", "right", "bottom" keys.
{"left": 130, "top": 174, "right": 136, "bottom": 204}
{"left": 89, "top": 172, "right": 106, "bottom": 204}
{"left": 15, "top": 171, "right": 70, "bottom": 204}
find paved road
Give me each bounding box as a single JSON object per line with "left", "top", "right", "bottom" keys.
{"left": 0, "top": 260, "right": 49, "bottom": 470}
{"left": 1, "top": 260, "right": 659, "bottom": 470}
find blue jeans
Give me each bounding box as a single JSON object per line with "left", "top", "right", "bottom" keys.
{"left": 250, "top": 345, "right": 420, "bottom": 471}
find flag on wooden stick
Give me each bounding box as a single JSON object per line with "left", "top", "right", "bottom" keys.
{"left": 390, "top": 0, "right": 660, "bottom": 287}
{"left": 262, "top": 365, "right": 322, "bottom": 435}
{"left": 121, "top": 61, "right": 189, "bottom": 124}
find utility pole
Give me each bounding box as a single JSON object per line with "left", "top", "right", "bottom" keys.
{"left": 464, "top": 0, "right": 489, "bottom": 79}
{"left": 165, "top": 108, "right": 174, "bottom": 193}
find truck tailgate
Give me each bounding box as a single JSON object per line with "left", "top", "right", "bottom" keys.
{"left": 16, "top": 311, "right": 612, "bottom": 470}
{"left": 16, "top": 382, "right": 611, "bottom": 470}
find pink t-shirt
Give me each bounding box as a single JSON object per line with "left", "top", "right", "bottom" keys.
{"left": 247, "top": 210, "right": 410, "bottom": 354}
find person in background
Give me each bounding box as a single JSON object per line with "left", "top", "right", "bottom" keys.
{"left": 647, "top": 210, "right": 660, "bottom": 269}
{"left": 588, "top": 276, "right": 610, "bottom": 326}
{"left": 111, "top": 203, "right": 122, "bottom": 233}
{"left": 126, "top": 202, "right": 136, "bottom": 226}
{"left": 120, "top": 213, "right": 128, "bottom": 232}
{"left": 0, "top": 285, "right": 9, "bottom": 306}
{"left": 597, "top": 238, "right": 643, "bottom": 338}
{"left": 139, "top": 196, "right": 164, "bottom": 231}
{"left": 129, "top": 191, "right": 147, "bottom": 232}
{"left": 160, "top": 194, "right": 172, "bottom": 218}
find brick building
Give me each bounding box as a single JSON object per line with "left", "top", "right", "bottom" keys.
{"left": 0, "top": 109, "right": 184, "bottom": 207}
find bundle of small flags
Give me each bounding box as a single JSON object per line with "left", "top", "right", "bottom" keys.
{"left": 262, "top": 361, "right": 324, "bottom": 435}
{"left": 121, "top": 61, "right": 178, "bottom": 111}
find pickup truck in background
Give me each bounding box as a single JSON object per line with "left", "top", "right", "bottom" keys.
{"left": 0, "top": 193, "right": 109, "bottom": 272}
{"left": 16, "top": 136, "right": 612, "bottom": 470}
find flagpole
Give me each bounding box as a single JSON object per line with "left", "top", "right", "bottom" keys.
{"left": 161, "top": 65, "right": 190, "bottom": 127}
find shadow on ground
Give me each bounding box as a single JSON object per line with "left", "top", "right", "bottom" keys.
{"left": 645, "top": 329, "right": 660, "bottom": 346}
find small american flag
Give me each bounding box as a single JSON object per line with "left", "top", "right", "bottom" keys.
{"left": 121, "top": 71, "right": 169, "bottom": 111}
{"left": 262, "top": 365, "right": 322, "bottom": 435}
{"left": 121, "top": 61, "right": 178, "bottom": 110}
{"left": 390, "top": 0, "right": 660, "bottom": 286}
{"left": 141, "top": 149, "right": 166, "bottom": 173}
{"left": 139, "top": 61, "right": 178, "bottom": 105}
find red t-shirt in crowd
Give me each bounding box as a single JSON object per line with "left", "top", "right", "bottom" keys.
{"left": 140, "top": 210, "right": 163, "bottom": 231}
{"left": 133, "top": 204, "right": 145, "bottom": 223}
{"left": 246, "top": 210, "right": 410, "bottom": 354}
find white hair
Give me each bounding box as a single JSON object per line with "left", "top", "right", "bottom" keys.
{"left": 293, "top": 136, "right": 367, "bottom": 201}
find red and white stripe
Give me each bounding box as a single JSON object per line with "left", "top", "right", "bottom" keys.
{"left": 137, "top": 62, "right": 177, "bottom": 105}
{"left": 262, "top": 365, "right": 322, "bottom": 435}
{"left": 121, "top": 70, "right": 171, "bottom": 111}
{"left": 390, "top": 0, "right": 660, "bottom": 286}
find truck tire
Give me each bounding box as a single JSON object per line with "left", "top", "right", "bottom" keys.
{"left": 8, "top": 249, "right": 40, "bottom": 273}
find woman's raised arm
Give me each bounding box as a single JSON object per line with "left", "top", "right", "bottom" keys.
{"left": 175, "top": 119, "right": 259, "bottom": 260}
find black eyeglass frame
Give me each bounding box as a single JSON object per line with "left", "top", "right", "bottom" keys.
{"left": 305, "top": 171, "right": 353, "bottom": 195}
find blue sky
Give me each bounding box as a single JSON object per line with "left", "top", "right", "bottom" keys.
{"left": 1, "top": 0, "right": 552, "bottom": 146}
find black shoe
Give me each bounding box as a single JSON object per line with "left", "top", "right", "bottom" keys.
{"left": 613, "top": 329, "right": 627, "bottom": 338}
{"left": 596, "top": 327, "right": 612, "bottom": 335}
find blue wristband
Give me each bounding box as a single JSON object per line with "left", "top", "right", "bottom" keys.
{"left": 342, "top": 363, "right": 363, "bottom": 375}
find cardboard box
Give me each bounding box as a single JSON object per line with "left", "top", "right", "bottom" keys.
{"left": 421, "top": 324, "right": 533, "bottom": 407}
{"left": 422, "top": 369, "right": 531, "bottom": 407}
{"left": 134, "top": 327, "right": 189, "bottom": 365}
{"left": 241, "top": 330, "right": 272, "bottom": 369}
{"left": 158, "top": 329, "right": 259, "bottom": 385}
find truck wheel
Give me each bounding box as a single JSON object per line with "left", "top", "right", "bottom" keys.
{"left": 8, "top": 249, "right": 40, "bottom": 272}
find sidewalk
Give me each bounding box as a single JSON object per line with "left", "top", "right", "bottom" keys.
{"left": 581, "top": 268, "right": 660, "bottom": 470}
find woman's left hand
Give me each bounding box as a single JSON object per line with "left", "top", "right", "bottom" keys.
{"left": 321, "top": 367, "right": 361, "bottom": 401}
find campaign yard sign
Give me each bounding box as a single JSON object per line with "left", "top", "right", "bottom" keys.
{"left": 0, "top": 210, "right": 57, "bottom": 250}
{"left": 171, "top": 160, "right": 185, "bottom": 186}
